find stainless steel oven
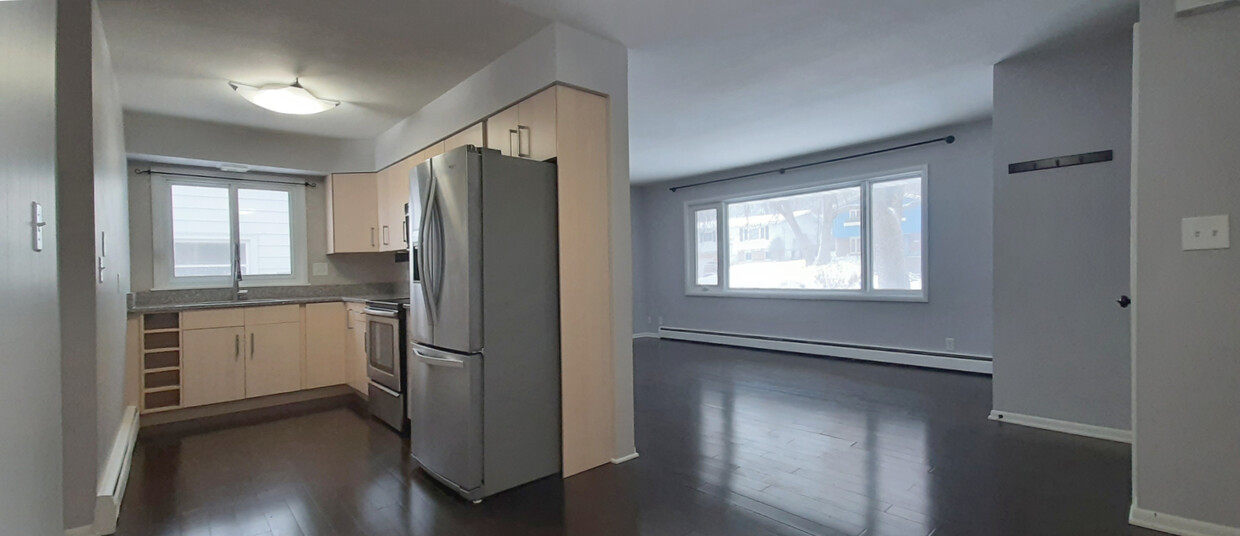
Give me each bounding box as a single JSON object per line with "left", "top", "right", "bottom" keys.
{"left": 364, "top": 299, "right": 408, "bottom": 432}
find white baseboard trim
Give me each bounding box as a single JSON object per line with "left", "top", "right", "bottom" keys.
{"left": 68, "top": 406, "right": 139, "bottom": 536}
{"left": 632, "top": 332, "right": 660, "bottom": 339}
{"left": 988, "top": 410, "right": 1132, "bottom": 444}
{"left": 658, "top": 327, "right": 992, "bottom": 374}
{"left": 611, "top": 452, "right": 640, "bottom": 464}
{"left": 1131, "top": 505, "right": 1240, "bottom": 536}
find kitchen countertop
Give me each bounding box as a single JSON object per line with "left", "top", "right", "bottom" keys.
{"left": 128, "top": 295, "right": 410, "bottom": 314}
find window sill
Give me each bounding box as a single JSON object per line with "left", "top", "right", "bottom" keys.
{"left": 684, "top": 288, "right": 927, "bottom": 303}
{"left": 152, "top": 279, "right": 310, "bottom": 292}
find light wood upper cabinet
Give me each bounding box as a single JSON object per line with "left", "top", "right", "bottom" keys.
{"left": 377, "top": 161, "right": 414, "bottom": 252}
{"left": 327, "top": 172, "right": 379, "bottom": 253}
{"left": 182, "top": 326, "right": 246, "bottom": 408}
{"left": 486, "top": 105, "right": 520, "bottom": 157}
{"left": 304, "top": 302, "right": 347, "bottom": 389}
{"left": 245, "top": 321, "right": 303, "bottom": 398}
{"left": 521, "top": 87, "right": 558, "bottom": 162}
{"left": 444, "top": 122, "right": 484, "bottom": 152}
{"left": 486, "top": 87, "right": 557, "bottom": 161}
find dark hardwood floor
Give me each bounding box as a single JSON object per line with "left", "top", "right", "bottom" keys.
{"left": 116, "top": 339, "right": 1164, "bottom": 536}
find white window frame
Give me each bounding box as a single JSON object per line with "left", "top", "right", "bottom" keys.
{"left": 684, "top": 165, "right": 928, "bottom": 302}
{"left": 152, "top": 173, "right": 308, "bottom": 290}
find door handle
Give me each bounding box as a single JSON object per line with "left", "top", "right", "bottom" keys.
{"left": 235, "top": 334, "right": 240, "bottom": 360}
{"left": 382, "top": 225, "right": 390, "bottom": 245}
{"left": 370, "top": 227, "right": 376, "bottom": 247}
{"left": 1118, "top": 295, "right": 1132, "bottom": 308}
{"left": 517, "top": 125, "right": 531, "bottom": 158}
{"left": 250, "top": 333, "right": 255, "bottom": 359}
{"left": 508, "top": 129, "right": 519, "bottom": 157}
{"left": 415, "top": 351, "right": 464, "bottom": 369}
{"left": 364, "top": 333, "right": 369, "bottom": 356}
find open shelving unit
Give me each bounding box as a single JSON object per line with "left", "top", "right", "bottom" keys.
{"left": 140, "top": 312, "right": 182, "bottom": 413}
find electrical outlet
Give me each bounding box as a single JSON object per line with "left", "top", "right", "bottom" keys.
{"left": 1182, "top": 215, "right": 1229, "bottom": 250}
{"left": 945, "top": 338, "right": 956, "bottom": 351}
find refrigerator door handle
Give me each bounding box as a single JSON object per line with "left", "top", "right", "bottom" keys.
{"left": 414, "top": 350, "right": 465, "bottom": 369}
{"left": 417, "top": 162, "right": 438, "bottom": 326}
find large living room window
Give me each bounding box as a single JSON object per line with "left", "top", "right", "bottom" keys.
{"left": 686, "top": 167, "right": 926, "bottom": 301}
{"left": 152, "top": 174, "right": 307, "bottom": 289}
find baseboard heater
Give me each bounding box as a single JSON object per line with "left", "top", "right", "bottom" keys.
{"left": 657, "top": 327, "right": 993, "bottom": 375}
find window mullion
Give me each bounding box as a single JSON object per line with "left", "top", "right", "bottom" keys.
{"left": 718, "top": 201, "right": 728, "bottom": 291}
{"left": 229, "top": 184, "right": 241, "bottom": 282}
{"left": 861, "top": 181, "right": 871, "bottom": 294}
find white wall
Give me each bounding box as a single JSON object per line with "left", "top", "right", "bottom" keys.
{"left": 991, "top": 28, "right": 1135, "bottom": 432}
{"left": 1132, "top": 1, "right": 1240, "bottom": 530}
{"left": 127, "top": 164, "right": 407, "bottom": 292}
{"left": 55, "top": 0, "right": 132, "bottom": 529}
{"left": 0, "top": 0, "right": 64, "bottom": 533}
{"left": 633, "top": 120, "right": 994, "bottom": 357}
{"left": 125, "top": 111, "right": 376, "bottom": 174}
{"left": 373, "top": 23, "right": 636, "bottom": 459}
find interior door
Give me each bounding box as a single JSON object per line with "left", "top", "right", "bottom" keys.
{"left": 421, "top": 149, "right": 483, "bottom": 353}
{"left": 409, "top": 344, "right": 483, "bottom": 491}
{"left": 182, "top": 326, "right": 245, "bottom": 407}
{"left": 245, "top": 322, "right": 302, "bottom": 398}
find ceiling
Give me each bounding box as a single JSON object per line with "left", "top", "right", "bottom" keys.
{"left": 97, "top": 0, "right": 549, "bottom": 139}
{"left": 500, "top": 0, "right": 1136, "bottom": 182}
{"left": 101, "top": 0, "right": 1136, "bottom": 182}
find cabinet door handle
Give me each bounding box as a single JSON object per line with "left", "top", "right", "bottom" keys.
{"left": 370, "top": 227, "right": 377, "bottom": 247}
{"left": 250, "top": 333, "right": 255, "bottom": 359}
{"left": 235, "top": 334, "right": 240, "bottom": 360}
{"left": 517, "top": 125, "right": 531, "bottom": 158}
{"left": 382, "top": 225, "right": 390, "bottom": 245}
{"left": 363, "top": 333, "right": 368, "bottom": 356}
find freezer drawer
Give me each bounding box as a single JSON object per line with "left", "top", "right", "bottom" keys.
{"left": 409, "top": 343, "right": 483, "bottom": 493}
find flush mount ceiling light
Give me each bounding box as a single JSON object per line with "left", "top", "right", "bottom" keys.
{"left": 229, "top": 79, "right": 339, "bottom": 115}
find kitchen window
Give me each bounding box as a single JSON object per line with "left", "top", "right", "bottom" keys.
{"left": 685, "top": 166, "right": 926, "bottom": 301}
{"left": 152, "top": 174, "right": 307, "bottom": 289}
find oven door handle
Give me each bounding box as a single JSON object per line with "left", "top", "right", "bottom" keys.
{"left": 363, "top": 308, "right": 400, "bottom": 318}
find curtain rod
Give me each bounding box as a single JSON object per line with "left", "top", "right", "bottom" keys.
{"left": 668, "top": 135, "right": 955, "bottom": 192}
{"left": 135, "top": 168, "right": 317, "bottom": 188}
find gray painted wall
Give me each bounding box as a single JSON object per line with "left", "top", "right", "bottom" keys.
{"left": 991, "top": 29, "right": 1135, "bottom": 431}
{"left": 127, "top": 164, "right": 407, "bottom": 292}
{"left": 0, "top": 0, "right": 64, "bottom": 533}
{"left": 1133, "top": 1, "right": 1240, "bottom": 528}
{"left": 633, "top": 120, "right": 994, "bottom": 357}
{"left": 124, "top": 111, "right": 376, "bottom": 174}
{"left": 56, "top": 1, "right": 133, "bottom": 528}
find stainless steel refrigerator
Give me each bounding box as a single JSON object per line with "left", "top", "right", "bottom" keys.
{"left": 407, "top": 145, "right": 561, "bottom": 502}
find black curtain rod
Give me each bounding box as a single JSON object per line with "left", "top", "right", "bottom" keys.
{"left": 135, "top": 168, "right": 317, "bottom": 188}
{"left": 668, "top": 135, "right": 956, "bottom": 192}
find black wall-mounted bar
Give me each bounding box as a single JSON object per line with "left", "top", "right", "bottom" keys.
{"left": 1007, "top": 150, "right": 1113, "bottom": 174}
{"left": 135, "top": 168, "right": 317, "bottom": 188}
{"left": 668, "top": 135, "right": 956, "bottom": 192}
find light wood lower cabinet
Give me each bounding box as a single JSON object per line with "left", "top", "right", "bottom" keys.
{"left": 182, "top": 326, "right": 246, "bottom": 408}
{"left": 345, "top": 303, "right": 369, "bottom": 395}
{"left": 305, "top": 302, "right": 347, "bottom": 389}
{"left": 245, "top": 321, "right": 303, "bottom": 398}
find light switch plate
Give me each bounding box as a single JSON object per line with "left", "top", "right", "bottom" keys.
{"left": 312, "top": 262, "right": 329, "bottom": 276}
{"left": 1182, "top": 215, "right": 1230, "bottom": 250}
{"left": 31, "top": 201, "right": 45, "bottom": 252}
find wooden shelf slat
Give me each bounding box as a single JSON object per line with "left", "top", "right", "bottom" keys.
{"left": 143, "top": 347, "right": 180, "bottom": 353}
{"left": 143, "top": 328, "right": 180, "bottom": 334}
{"left": 141, "top": 405, "right": 182, "bottom": 414}
{"left": 143, "top": 385, "right": 181, "bottom": 394}
{"left": 143, "top": 366, "right": 181, "bottom": 374}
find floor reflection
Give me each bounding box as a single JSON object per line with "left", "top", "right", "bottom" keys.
{"left": 116, "top": 340, "right": 1148, "bottom": 536}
